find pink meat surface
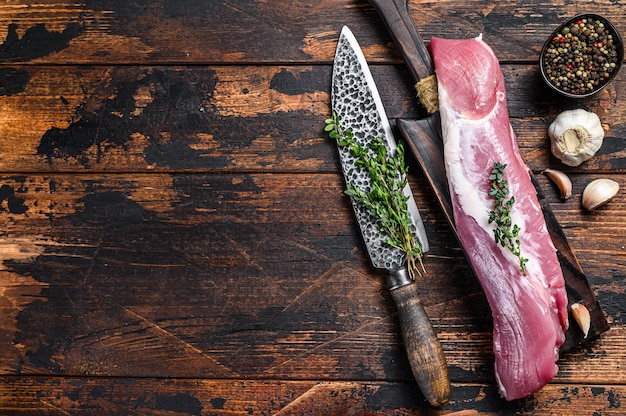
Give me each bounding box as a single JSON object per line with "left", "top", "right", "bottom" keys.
{"left": 430, "top": 35, "right": 569, "bottom": 400}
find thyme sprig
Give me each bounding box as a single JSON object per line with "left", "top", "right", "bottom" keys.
{"left": 325, "top": 113, "right": 424, "bottom": 279}
{"left": 487, "top": 162, "right": 528, "bottom": 275}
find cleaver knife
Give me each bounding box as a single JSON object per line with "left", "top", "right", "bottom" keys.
{"left": 331, "top": 25, "right": 450, "bottom": 407}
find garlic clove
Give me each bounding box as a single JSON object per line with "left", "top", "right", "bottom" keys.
{"left": 570, "top": 302, "right": 591, "bottom": 338}
{"left": 543, "top": 168, "right": 572, "bottom": 200}
{"left": 582, "top": 178, "right": 619, "bottom": 211}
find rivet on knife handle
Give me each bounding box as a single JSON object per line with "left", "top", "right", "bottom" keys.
{"left": 388, "top": 268, "right": 450, "bottom": 407}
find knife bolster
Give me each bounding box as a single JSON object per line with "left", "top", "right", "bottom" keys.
{"left": 387, "top": 267, "right": 412, "bottom": 290}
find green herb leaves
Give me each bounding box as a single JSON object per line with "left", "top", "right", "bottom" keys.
{"left": 325, "top": 113, "right": 424, "bottom": 279}
{"left": 487, "top": 162, "right": 528, "bottom": 275}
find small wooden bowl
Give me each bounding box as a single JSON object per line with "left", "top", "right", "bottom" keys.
{"left": 540, "top": 14, "right": 623, "bottom": 98}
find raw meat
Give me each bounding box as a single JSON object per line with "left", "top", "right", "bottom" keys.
{"left": 430, "top": 35, "right": 569, "bottom": 400}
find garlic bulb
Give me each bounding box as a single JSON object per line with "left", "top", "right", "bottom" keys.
{"left": 548, "top": 109, "right": 605, "bottom": 167}
{"left": 582, "top": 178, "right": 619, "bottom": 211}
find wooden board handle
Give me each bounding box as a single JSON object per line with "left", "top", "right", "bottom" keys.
{"left": 368, "top": 0, "right": 434, "bottom": 81}
{"left": 390, "top": 281, "right": 450, "bottom": 406}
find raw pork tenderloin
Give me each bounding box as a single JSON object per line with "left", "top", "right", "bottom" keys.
{"left": 430, "top": 35, "right": 569, "bottom": 400}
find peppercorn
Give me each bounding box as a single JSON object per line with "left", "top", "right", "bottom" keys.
{"left": 542, "top": 16, "right": 621, "bottom": 95}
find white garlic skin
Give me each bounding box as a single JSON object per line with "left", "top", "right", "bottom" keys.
{"left": 582, "top": 178, "right": 619, "bottom": 211}
{"left": 548, "top": 109, "right": 605, "bottom": 167}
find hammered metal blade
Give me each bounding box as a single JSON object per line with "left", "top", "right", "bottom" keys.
{"left": 331, "top": 26, "right": 429, "bottom": 271}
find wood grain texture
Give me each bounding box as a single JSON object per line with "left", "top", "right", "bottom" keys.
{"left": 1, "top": 378, "right": 626, "bottom": 415}
{"left": 1, "top": 64, "right": 626, "bottom": 173}
{"left": 0, "top": 0, "right": 624, "bottom": 65}
{"left": 0, "top": 174, "right": 624, "bottom": 380}
{"left": 0, "top": 0, "right": 625, "bottom": 413}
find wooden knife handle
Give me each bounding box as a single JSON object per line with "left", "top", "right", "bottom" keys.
{"left": 390, "top": 280, "right": 451, "bottom": 406}
{"left": 368, "top": 0, "right": 434, "bottom": 81}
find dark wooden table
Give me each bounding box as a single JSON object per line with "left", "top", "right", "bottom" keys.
{"left": 1, "top": 1, "right": 625, "bottom": 414}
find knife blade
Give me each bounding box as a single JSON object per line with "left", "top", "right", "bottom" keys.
{"left": 367, "top": 0, "right": 609, "bottom": 348}
{"left": 331, "top": 25, "right": 450, "bottom": 407}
